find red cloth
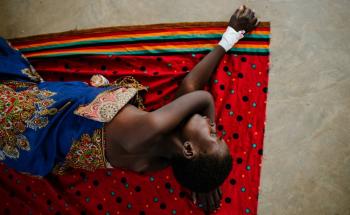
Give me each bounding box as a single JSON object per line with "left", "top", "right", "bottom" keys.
{"left": 0, "top": 53, "right": 269, "bottom": 215}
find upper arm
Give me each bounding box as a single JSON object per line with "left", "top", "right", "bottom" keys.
{"left": 174, "top": 80, "right": 196, "bottom": 98}
{"left": 108, "top": 91, "right": 214, "bottom": 153}
{"left": 149, "top": 90, "right": 213, "bottom": 134}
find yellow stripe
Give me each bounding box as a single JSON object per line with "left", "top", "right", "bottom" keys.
{"left": 25, "top": 43, "right": 268, "bottom": 58}
{"left": 15, "top": 30, "right": 222, "bottom": 49}
{"left": 16, "top": 29, "right": 270, "bottom": 50}
{"left": 250, "top": 30, "right": 270, "bottom": 34}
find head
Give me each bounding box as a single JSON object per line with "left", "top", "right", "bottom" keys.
{"left": 171, "top": 114, "right": 233, "bottom": 193}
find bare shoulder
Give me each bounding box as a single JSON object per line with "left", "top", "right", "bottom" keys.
{"left": 104, "top": 104, "right": 160, "bottom": 153}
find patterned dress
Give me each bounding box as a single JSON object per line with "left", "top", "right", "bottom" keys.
{"left": 0, "top": 38, "right": 146, "bottom": 176}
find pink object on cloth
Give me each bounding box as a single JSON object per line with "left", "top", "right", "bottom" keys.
{"left": 74, "top": 87, "right": 138, "bottom": 122}
{"left": 90, "top": 74, "right": 110, "bottom": 87}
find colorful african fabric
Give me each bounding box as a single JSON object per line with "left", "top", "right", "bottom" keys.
{"left": 0, "top": 38, "right": 144, "bottom": 176}
{"left": 1, "top": 22, "right": 270, "bottom": 215}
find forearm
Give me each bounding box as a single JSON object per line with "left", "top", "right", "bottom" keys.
{"left": 176, "top": 45, "right": 226, "bottom": 97}
{"left": 151, "top": 90, "right": 214, "bottom": 133}
{"left": 176, "top": 29, "right": 244, "bottom": 98}
{"left": 200, "top": 94, "right": 215, "bottom": 123}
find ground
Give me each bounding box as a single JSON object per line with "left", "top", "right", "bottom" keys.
{"left": 0, "top": 0, "right": 349, "bottom": 214}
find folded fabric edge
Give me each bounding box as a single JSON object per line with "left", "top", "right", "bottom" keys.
{"left": 8, "top": 21, "right": 270, "bottom": 43}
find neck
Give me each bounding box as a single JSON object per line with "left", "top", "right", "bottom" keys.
{"left": 155, "top": 128, "right": 183, "bottom": 160}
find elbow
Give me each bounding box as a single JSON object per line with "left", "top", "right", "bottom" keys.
{"left": 179, "top": 81, "right": 197, "bottom": 94}
{"left": 184, "top": 82, "right": 196, "bottom": 92}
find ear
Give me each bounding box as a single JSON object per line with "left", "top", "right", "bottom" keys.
{"left": 183, "top": 141, "right": 196, "bottom": 159}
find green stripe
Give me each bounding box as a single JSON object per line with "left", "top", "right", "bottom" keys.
{"left": 19, "top": 34, "right": 270, "bottom": 52}
{"left": 244, "top": 34, "right": 270, "bottom": 39}
{"left": 229, "top": 48, "right": 269, "bottom": 53}
{"left": 27, "top": 47, "right": 269, "bottom": 58}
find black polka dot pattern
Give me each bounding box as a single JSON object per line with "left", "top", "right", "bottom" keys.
{"left": 242, "top": 96, "right": 249, "bottom": 102}
{"left": 230, "top": 179, "right": 236, "bottom": 185}
{"left": 217, "top": 124, "right": 224, "bottom": 131}
{"left": 121, "top": 177, "right": 127, "bottom": 184}
{"left": 93, "top": 180, "right": 99, "bottom": 187}
{"left": 97, "top": 203, "right": 103, "bottom": 210}
{"left": 116, "top": 197, "right": 122, "bottom": 203}
{"left": 0, "top": 47, "right": 269, "bottom": 215}
{"left": 160, "top": 203, "right": 167, "bottom": 209}
{"left": 135, "top": 186, "right": 141, "bottom": 192}
{"left": 140, "top": 66, "right": 146, "bottom": 71}
{"left": 165, "top": 183, "right": 171, "bottom": 189}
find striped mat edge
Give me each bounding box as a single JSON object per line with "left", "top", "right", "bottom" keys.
{"left": 9, "top": 22, "right": 270, "bottom": 58}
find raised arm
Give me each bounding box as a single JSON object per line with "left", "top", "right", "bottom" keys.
{"left": 107, "top": 91, "right": 215, "bottom": 154}
{"left": 175, "top": 5, "right": 258, "bottom": 98}
{"left": 150, "top": 90, "right": 214, "bottom": 134}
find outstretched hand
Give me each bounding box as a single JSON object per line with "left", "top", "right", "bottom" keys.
{"left": 229, "top": 5, "right": 259, "bottom": 32}
{"left": 192, "top": 187, "right": 222, "bottom": 214}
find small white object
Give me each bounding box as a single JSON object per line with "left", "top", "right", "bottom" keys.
{"left": 106, "top": 160, "right": 114, "bottom": 168}
{"left": 218, "top": 26, "right": 245, "bottom": 52}
{"left": 90, "top": 74, "right": 110, "bottom": 87}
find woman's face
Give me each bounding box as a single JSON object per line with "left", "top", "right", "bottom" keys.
{"left": 181, "top": 114, "right": 229, "bottom": 158}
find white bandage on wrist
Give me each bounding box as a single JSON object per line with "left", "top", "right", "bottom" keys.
{"left": 218, "top": 26, "right": 245, "bottom": 52}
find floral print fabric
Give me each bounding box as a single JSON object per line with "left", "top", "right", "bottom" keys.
{"left": 0, "top": 81, "right": 56, "bottom": 160}
{"left": 74, "top": 87, "right": 138, "bottom": 122}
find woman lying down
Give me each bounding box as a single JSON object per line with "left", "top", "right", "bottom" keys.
{"left": 0, "top": 5, "right": 258, "bottom": 214}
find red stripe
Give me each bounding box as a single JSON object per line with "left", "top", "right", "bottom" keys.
{"left": 12, "top": 26, "right": 270, "bottom": 47}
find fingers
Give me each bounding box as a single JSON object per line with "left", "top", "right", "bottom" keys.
{"left": 252, "top": 17, "right": 259, "bottom": 26}
{"left": 233, "top": 8, "right": 240, "bottom": 17}
{"left": 208, "top": 193, "right": 215, "bottom": 212}
{"left": 237, "top": 5, "right": 246, "bottom": 16}
{"left": 238, "top": 5, "right": 255, "bottom": 19}
{"left": 255, "top": 20, "right": 260, "bottom": 27}
{"left": 240, "top": 6, "right": 258, "bottom": 31}
{"left": 192, "top": 192, "right": 197, "bottom": 204}
{"left": 197, "top": 193, "right": 206, "bottom": 210}
{"left": 218, "top": 187, "right": 223, "bottom": 199}
{"left": 248, "top": 9, "right": 255, "bottom": 20}
{"left": 213, "top": 190, "right": 221, "bottom": 209}
{"left": 241, "top": 6, "right": 251, "bottom": 17}
{"left": 196, "top": 189, "right": 224, "bottom": 214}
